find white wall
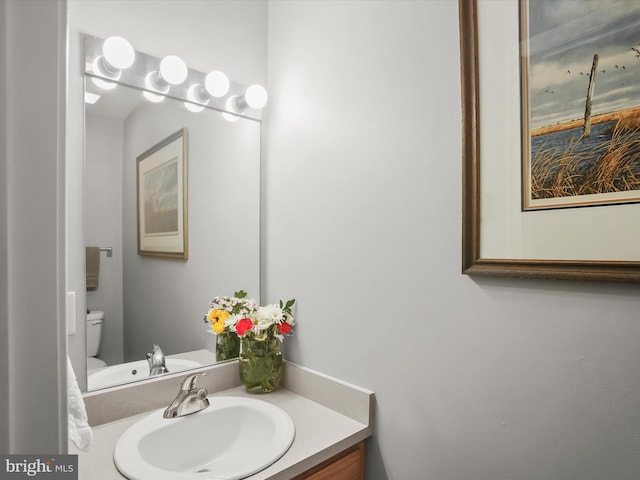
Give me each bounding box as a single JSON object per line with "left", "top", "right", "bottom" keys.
{"left": 85, "top": 114, "right": 124, "bottom": 366}
{"left": 2, "top": 0, "right": 67, "bottom": 453}
{"left": 266, "top": 1, "right": 640, "bottom": 479}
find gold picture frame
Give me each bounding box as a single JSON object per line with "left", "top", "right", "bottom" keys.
{"left": 459, "top": 0, "right": 640, "bottom": 282}
{"left": 137, "top": 128, "right": 188, "bottom": 259}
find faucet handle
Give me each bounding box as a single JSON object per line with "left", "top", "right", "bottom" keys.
{"left": 196, "top": 388, "right": 208, "bottom": 399}
{"left": 181, "top": 372, "right": 206, "bottom": 391}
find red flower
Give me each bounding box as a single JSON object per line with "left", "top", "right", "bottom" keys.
{"left": 277, "top": 322, "right": 292, "bottom": 335}
{"left": 235, "top": 318, "right": 254, "bottom": 337}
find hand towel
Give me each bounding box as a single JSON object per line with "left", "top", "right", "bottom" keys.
{"left": 67, "top": 356, "right": 93, "bottom": 451}
{"left": 85, "top": 246, "right": 100, "bottom": 291}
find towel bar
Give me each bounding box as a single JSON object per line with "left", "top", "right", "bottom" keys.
{"left": 99, "top": 247, "right": 113, "bottom": 258}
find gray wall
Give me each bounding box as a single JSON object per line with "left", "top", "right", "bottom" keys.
{"left": 85, "top": 102, "right": 262, "bottom": 367}
{"left": 266, "top": 2, "right": 640, "bottom": 479}
{"left": 0, "top": 0, "right": 8, "bottom": 454}
{"left": 121, "top": 101, "right": 261, "bottom": 361}
{"left": 85, "top": 114, "right": 125, "bottom": 366}
{"left": 1, "top": 0, "right": 66, "bottom": 453}
{"left": 7, "top": 0, "right": 640, "bottom": 473}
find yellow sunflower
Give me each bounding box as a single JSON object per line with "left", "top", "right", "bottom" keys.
{"left": 207, "top": 309, "right": 230, "bottom": 334}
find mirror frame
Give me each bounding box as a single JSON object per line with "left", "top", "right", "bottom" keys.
{"left": 459, "top": 0, "right": 640, "bottom": 283}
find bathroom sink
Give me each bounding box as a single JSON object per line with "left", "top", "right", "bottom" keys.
{"left": 114, "top": 396, "right": 295, "bottom": 480}
{"left": 88, "top": 358, "right": 202, "bottom": 390}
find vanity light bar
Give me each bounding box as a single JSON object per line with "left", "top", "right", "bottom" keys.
{"left": 83, "top": 34, "right": 266, "bottom": 121}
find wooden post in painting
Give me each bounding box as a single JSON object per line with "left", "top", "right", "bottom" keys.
{"left": 583, "top": 54, "right": 599, "bottom": 137}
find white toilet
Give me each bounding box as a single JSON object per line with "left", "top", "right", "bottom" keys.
{"left": 86, "top": 310, "right": 107, "bottom": 372}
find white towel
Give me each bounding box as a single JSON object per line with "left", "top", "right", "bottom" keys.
{"left": 67, "top": 356, "right": 93, "bottom": 451}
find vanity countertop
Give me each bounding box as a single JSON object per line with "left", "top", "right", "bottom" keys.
{"left": 71, "top": 361, "right": 374, "bottom": 480}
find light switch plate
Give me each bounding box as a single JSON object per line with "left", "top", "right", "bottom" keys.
{"left": 67, "top": 291, "right": 76, "bottom": 335}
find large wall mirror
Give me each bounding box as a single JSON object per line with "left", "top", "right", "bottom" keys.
{"left": 69, "top": 4, "right": 266, "bottom": 391}
{"left": 80, "top": 36, "right": 261, "bottom": 391}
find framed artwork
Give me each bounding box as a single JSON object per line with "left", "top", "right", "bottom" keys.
{"left": 137, "top": 128, "right": 188, "bottom": 259}
{"left": 459, "top": 0, "right": 640, "bottom": 282}
{"left": 521, "top": 0, "right": 640, "bottom": 210}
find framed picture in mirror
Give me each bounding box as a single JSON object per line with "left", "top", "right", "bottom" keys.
{"left": 137, "top": 128, "right": 189, "bottom": 259}
{"left": 459, "top": 0, "right": 640, "bottom": 282}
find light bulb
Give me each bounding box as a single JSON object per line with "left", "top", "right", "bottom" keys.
{"left": 102, "top": 36, "right": 135, "bottom": 70}
{"left": 223, "top": 111, "right": 241, "bottom": 122}
{"left": 144, "top": 71, "right": 169, "bottom": 95}
{"left": 187, "top": 84, "right": 209, "bottom": 106}
{"left": 223, "top": 96, "right": 241, "bottom": 122}
{"left": 143, "top": 72, "right": 167, "bottom": 102}
{"left": 159, "top": 55, "right": 188, "bottom": 85}
{"left": 92, "top": 56, "right": 121, "bottom": 83}
{"left": 185, "top": 84, "right": 207, "bottom": 112}
{"left": 142, "top": 90, "right": 165, "bottom": 103}
{"left": 184, "top": 102, "right": 204, "bottom": 113}
{"left": 91, "top": 76, "right": 117, "bottom": 91}
{"left": 245, "top": 84, "right": 268, "bottom": 109}
{"left": 204, "top": 71, "right": 230, "bottom": 98}
{"left": 84, "top": 92, "right": 101, "bottom": 104}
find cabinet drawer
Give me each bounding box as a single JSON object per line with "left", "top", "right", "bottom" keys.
{"left": 293, "top": 441, "right": 365, "bottom": 480}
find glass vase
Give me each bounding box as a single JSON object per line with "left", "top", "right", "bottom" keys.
{"left": 216, "top": 331, "right": 240, "bottom": 362}
{"left": 239, "top": 336, "right": 283, "bottom": 393}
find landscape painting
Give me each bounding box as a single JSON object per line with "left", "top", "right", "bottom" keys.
{"left": 521, "top": 0, "right": 640, "bottom": 210}
{"left": 137, "top": 128, "right": 188, "bottom": 259}
{"left": 143, "top": 159, "right": 179, "bottom": 235}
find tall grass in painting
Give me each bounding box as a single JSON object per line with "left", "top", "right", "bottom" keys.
{"left": 531, "top": 118, "right": 640, "bottom": 200}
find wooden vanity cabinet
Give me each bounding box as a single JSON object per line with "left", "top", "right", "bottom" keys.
{"left": 292, "top": 441, "right": 365, "bottom": 480}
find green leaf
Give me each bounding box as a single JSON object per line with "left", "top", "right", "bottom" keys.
{"left": 279, "top": 298, "right": 295, "bottom": 314}
{"left": 234, "top": 290, "right": 248, "bottom": 299}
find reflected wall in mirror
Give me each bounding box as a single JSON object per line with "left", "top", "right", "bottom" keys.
{"left": 84, "top": 77, "right": 261, "bottom": 391}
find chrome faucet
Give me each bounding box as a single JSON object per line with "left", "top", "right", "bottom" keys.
{"left": 146, "top": 344, "right": 169, "bottom": 376}
{"left": 163, "top": 373, "right": 210, "bottom": 418}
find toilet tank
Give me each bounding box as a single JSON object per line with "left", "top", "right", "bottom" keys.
{"left": 86, "top": 310, "right": 104, "bottom": 357}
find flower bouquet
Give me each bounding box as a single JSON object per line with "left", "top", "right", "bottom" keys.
{"left": 205, "top": 292, "right": 295, "bottom": 392}
{"left": 204, "top": 290, "right": 258, "bottom": 362}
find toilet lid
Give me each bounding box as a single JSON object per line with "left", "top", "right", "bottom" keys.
{"left": 87, "top": 310, "right": 104, "bottom": 322}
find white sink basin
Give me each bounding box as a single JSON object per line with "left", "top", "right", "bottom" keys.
{"left": 88, "top": 358, "right": 202, "bottom": 391}
{"left": 114, "top": 396, "right": 295, "bottom": 480}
